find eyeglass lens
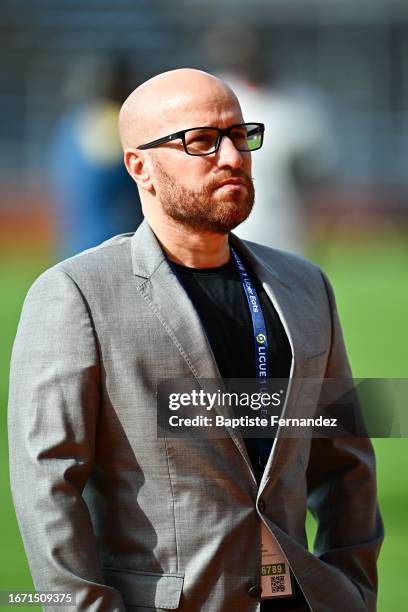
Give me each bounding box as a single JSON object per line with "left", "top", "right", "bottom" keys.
{"left": 184, "top": 124, "right": 262, "bottom": 155}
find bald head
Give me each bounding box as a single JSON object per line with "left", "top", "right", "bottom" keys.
{"left": 118, "top": 68, "right": 241, "bottom": 150}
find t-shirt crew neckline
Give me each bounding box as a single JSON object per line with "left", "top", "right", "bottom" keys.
{"left": 169, "top": 258, "right": 234, "bottom": 275}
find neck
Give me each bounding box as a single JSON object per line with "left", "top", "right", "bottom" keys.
{"left": 146, "top": 214, "right": 230, "bottom": 269}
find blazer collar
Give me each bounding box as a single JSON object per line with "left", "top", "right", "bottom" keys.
{"left": 131, "top": 220, "right": 287, "bottom": 288}
{"left": 229, "top": 233, "right": 287, "bottom": 287}
{"left": 131, "top": 220, "right": 167, "bottom": 280}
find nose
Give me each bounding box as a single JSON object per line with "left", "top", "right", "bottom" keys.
{"left": 216, "top": 135, "right": 245, "bottom": 170}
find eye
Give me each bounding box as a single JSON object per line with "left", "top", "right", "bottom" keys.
{"left": 233, "top": 128, "right": 248, "bottom": 138}
{"left": 185, "top": 129, "right": 219, "bottom": 153}
{"left": 230, "top": 127, "right": 248, "bottom": 147}
{"left": 190, "top": 134, "right": 214, "bottom": 144}
{"left": 233, "top": 130, "right": 247, "bottom": 141}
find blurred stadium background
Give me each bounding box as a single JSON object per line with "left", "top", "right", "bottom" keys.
{"left": 1, "top": 1, "right": 407, "bottom": 610}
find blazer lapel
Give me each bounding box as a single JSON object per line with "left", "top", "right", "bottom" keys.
{"left": 230, "top": 235, "right": 309, "bottom": 492}
{"left": 130, "top": 222, "right": 255, "bottom": 481}
{"left": 131, "top": 221, "right": 221, "bottom": 380}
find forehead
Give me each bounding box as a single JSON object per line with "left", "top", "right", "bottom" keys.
{"left": 153, "top": 86, "right": 244, "bottom": 135}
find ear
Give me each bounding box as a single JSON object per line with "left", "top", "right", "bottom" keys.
{"left": 124, "top": 149, "right": 154, "bottom": 192}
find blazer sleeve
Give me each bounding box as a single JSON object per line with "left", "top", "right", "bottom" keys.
{"left": 306, "top": 270, "right": 384, "bottom": 611}
{"left": 8, "top": 269, "right": 125, "bottom": 612}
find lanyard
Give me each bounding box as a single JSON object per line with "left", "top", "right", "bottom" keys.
{"left": 231, "top": 248, "right": 269, "bottom": 379}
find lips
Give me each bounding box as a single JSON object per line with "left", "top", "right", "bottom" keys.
{"left": 216, "top": 178, "right": 248, "bottom": 189}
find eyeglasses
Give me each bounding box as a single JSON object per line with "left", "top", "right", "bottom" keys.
{"left": 136, "top": 122, "right": 264, "bottom": 156}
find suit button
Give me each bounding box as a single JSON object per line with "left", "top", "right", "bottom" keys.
{"left": 248, "top": 585, "right": 262, "bottom": 598}
{"left": 258, "top": 499, "right": 266, "bottom": 513}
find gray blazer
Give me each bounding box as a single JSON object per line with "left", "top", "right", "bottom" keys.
{"left": 8, "top": 220, "right": 383, "bottom": 611}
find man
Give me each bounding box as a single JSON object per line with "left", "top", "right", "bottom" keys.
{"left": 9, "top": 69, "right": 383, "bottom": 611}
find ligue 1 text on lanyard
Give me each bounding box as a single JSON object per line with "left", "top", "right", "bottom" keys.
{"left": 230, "top": 248, "right": 269, "bottom": 379}
{"left": 231, "top": 247, "right": 294, "bottom": 601}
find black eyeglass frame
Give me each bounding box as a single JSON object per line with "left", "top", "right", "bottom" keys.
{"left": 136, "top": 122, "right": 265, "bottom": 156}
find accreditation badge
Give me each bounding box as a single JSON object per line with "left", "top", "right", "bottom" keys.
{"left": 261, "top": 521, "right": 294, "bottom": 599}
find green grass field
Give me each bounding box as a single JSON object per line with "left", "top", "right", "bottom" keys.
{"left": 1, "top": 233, "right": 407, "bottom": 610}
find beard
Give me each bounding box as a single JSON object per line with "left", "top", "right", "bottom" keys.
{"left": 153, "top": 159, "right": 255, "bottom": 234}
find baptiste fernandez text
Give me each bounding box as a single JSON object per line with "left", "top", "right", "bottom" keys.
{"left": 168, "top": 415, "right": 338, "bottom": 429}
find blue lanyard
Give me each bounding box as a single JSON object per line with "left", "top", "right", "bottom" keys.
{"left": 231, "top": 248, "right": 269, "bottom": 379}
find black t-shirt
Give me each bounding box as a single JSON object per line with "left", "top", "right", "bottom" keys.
{"left": 170, "top": 256, "right": 291, "bottom": 380}
{"left": 171, "top": 251, "right": 292, "bottom": 484}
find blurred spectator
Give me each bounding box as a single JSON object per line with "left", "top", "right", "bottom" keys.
{"left": 205, "top": 26, "right": 337, "bottom": 255}
{"left": 48, "top": 55, "right": 143, "bottom": 259}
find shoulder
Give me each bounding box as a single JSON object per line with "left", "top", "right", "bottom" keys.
{"left": 236, "top": 238, "right": 336, "bottom": 318}
{"left": 239, "top": 238, "right": 324, "bottom": 285}
{"left": 29, "top": 233, "right": 134, "bottom": 295}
